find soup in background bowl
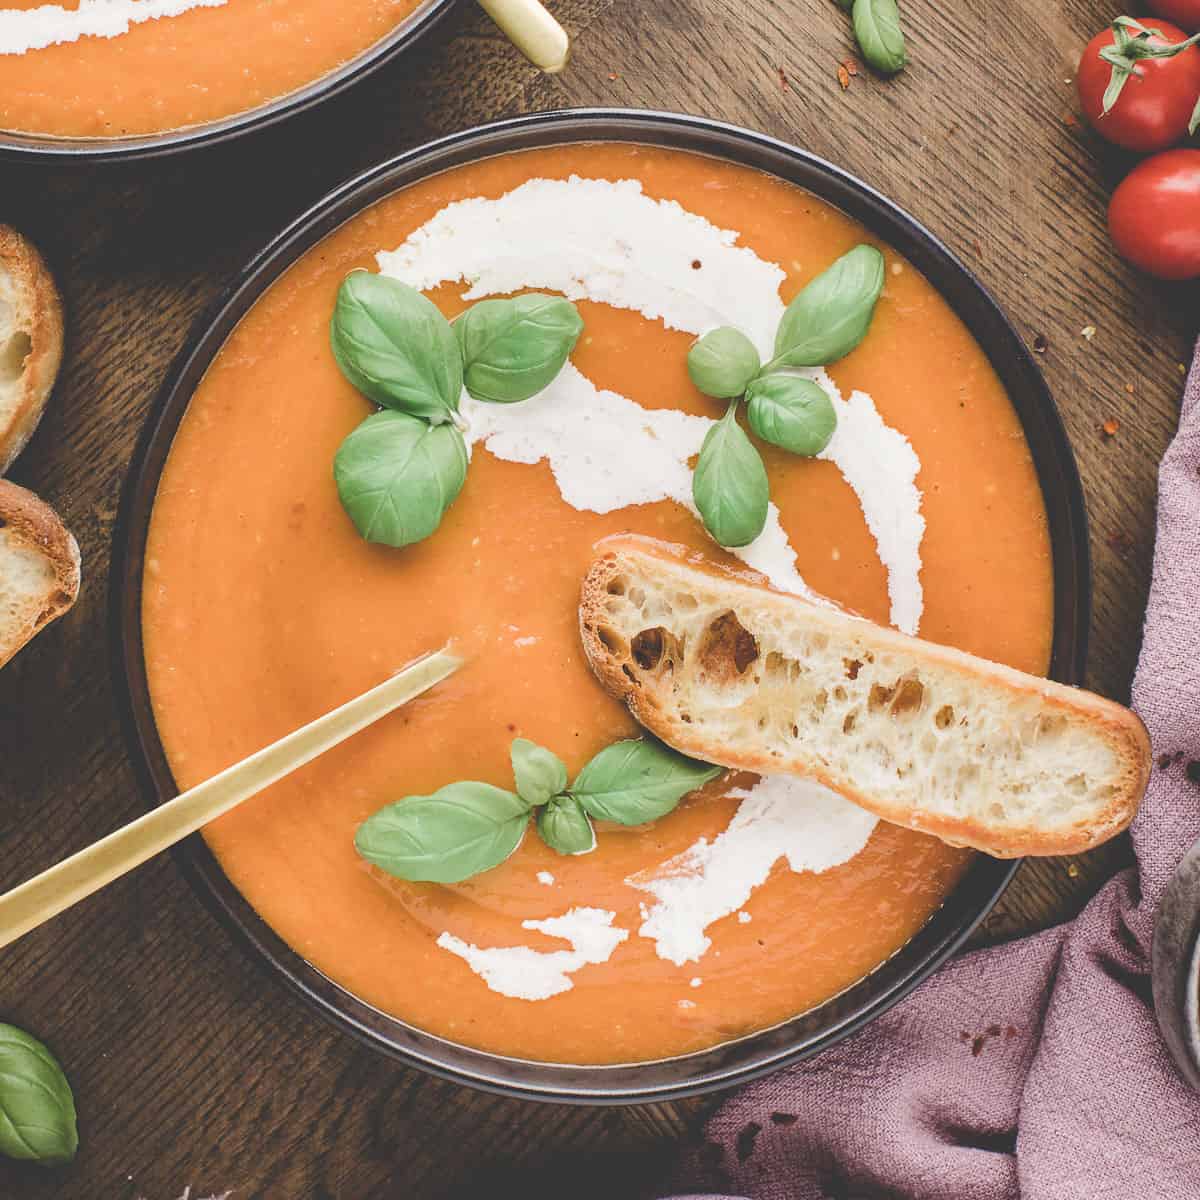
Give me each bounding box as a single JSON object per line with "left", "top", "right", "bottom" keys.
{"left": 113, "top": 111, "right": 1090, "bottom": 1101}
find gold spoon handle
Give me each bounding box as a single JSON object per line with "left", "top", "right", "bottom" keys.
{"left": 0, "top": 647, "right": 463, "bottom": 951}
{"left": 477, "top": 0, "right": 570, "bottom": 73}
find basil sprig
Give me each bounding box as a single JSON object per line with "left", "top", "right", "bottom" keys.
{"left": 693, "top": 404, "right": 770, "bottom": 548}
{"left": 330, "top": 275, "right": 583, "bottom": 551}
{"left": 685, "top": 243, "right": 885, "bottom": 548}
{"left": 0, "top": 1025, "right": 78, "bottom": 1166}
{"left": 850, "top": 0, "right": 907, "bottom": 76}
{"left": 356, "top": 737, "right": 721, "bottom": 883}
{"left": 456, "top": 293, "right": 584, "bottom": 404}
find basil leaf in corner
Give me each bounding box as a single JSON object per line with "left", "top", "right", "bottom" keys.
{"left": 770, "top": 244, "right": 886, "bottom": 370}
{"left": 687, "top": 327, "right": 762, "bottom": 399}
{"left": 571, "top": 739, "right": 722, "bottom": 825}
{"left": 693, "top": 403, "right": 770, "bottom": 548}
{"left": 852, "top": 0, "right": 907, "bottom": 76}
{"left": 456, "top": 294, "right": 583, "bottom": 404}
{"left": 356, "top": 783, "right": 531, "bottom": 884}
{"left": 334, "top": 410, "right": 468, "bottom": 548}
{"left": 537, "top": 794, "right": 596, "bottom": 856}
{"left": 746, "top": 374, "right": 838, "bottom": 457}
{"left": 0, "top": 1025, "right": 78, "bottom": 1166}
{"left": 331, "top": 272, "right": 463, "bottom": 424}
{"left": 510, "top": 738, "right": 569, "bottom": 808}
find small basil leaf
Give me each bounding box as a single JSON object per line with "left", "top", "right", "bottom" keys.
{"left": 852, "top": 0, "right": 907, "bottom": 75}
{"left": 746, "top": 374, "right": 838, "bottom": 457}
{"left": 331, "top": 272, "right": 463, "bottom": 424}
{"left": 356, "top": 782, "right": 531, "bottom": 884}
{"left": 571, "top": 739, "right": 722, "bottom": 825}
{"left": 334, "top": 410, "right": 468, "bottom": 548}
{"left": 510, "top": 738, "right": 569, "bottom": 808}
{"left": 0, "top": 1025, "right": 77, "bottom": 1166}
{"left": 771, "top": 244, "right": 886, "bottom": 369}
{"left": 536, "top": 794, "right": 596, "bottom": 856}
{"left": 456, "top": 294, "right": 583, "bottom": 404}
{"left": 687, "top": 327, "right": 762, "bottom": 399}
{"left": 692, "top": 403, "right": 770, "bottom": 548}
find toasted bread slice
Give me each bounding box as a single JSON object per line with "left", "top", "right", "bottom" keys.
{"left": 0, "top": 227, "right": 64, "bottom": 475}
{"left": 0, "top": 479, "right": 80, "bottom": 670}
{"left": 579, "top": 535, "right": 1149, "bottom": 858}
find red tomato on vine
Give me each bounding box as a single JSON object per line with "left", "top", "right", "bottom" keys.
{"left": 1077, "top": 16, "right": 1200, "bottom": 150}
{"left": 1109, "top": 149, "right": 1200, "bottom": 279}
{"left": 1148, "top": 1, "right": 1200, "bottom": 32}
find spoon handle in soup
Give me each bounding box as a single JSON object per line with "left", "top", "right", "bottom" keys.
{"left": 477, "top": 0, "right": 571, "bottom": 73}
{"left": 0, "top": 647, "right": 464, "bottom": 951}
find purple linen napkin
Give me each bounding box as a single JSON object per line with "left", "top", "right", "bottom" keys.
{"left": 667, "top": 345, "right": 1200, "bottom": 1200}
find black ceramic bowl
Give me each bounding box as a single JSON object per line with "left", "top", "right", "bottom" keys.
{"left": 111, "top": 109, "right": 1091, "bottom": 1104}
{"left": 0, "top": 0, "right": 458, "bottom": 162}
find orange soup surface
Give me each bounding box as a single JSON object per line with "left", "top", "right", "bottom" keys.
{"left": 143, "top": 144, "right": 1054, "bottom": 1064}
{"left": 0, "top": 0, "right": 423, "bottom": 138}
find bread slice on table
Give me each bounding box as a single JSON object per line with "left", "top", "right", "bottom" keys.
{"left": 0, "top": 226, "right": 64, "bottom": 474}
{"left": 0, "top": 479, "right": 80, "bottom": 670}
{"left": 579, "top": 535, "right": 1150, "bottom": 859}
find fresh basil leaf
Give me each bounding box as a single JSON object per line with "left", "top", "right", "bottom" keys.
{"left": 770, "top": 244, "right": 886, "bottom": 369}
{"left": 456, "top": 294, "right": 583, "bottom": 404}
{"left": 510, "top": 738, "right": 569, "bottom": 808}
{"left": 356, "top": 782, "right": 531, "bottom": 883}
{"left": 852, "top": 0, "right": 907, "bottom": 75}
{"left": 536, "top": 794, "right": 596, "bottom": 855}
{"left": 687, "top": 327, "right": 762, "bottom": 399}
{"left": 0, "top": 1025, "right": 77, "bottom": 1166}
{"left": 334, "top": 410, "right": 468, "bottom": 548}
{"left": 571, "top": 739, "right": 722, "bottom": 825}
{"left": 692, "top": 403, "right": 770, "bottom": 548}
{"left": 330, "top": 272, "right": 463, "bottom": 424}
{"left": 746, "top": 374, "right": 838, "bottom": 457}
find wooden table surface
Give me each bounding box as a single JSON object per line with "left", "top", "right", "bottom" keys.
{"left": 0, "top": 1, "right": 1193, "bottom": 1196}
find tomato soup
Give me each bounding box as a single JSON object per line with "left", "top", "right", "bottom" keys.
{"left": 142, "top": 144, "right": 1054, "bottom": 1064}
{"left": 0, "top": 0, "right": 424, "bottom": 139}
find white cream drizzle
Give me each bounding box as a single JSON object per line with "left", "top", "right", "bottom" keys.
{"left": 378, "top": 176, "right": 924, "bottom": 998}
{"left": 0, "top": 0, "right": 227, "bottom": 54}
{"left": 436, "top": 908, "right": 628, "bottom": 1001}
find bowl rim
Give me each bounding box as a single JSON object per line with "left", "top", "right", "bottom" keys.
{"left": 0, "top": 0, "right": 459, "bottom": 163}
{"left": 110, "top": 107, "right": 1092, "bottom": 1105}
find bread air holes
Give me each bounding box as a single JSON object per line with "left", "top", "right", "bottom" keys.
{"left": 0, "top": 329, "right": 31, "bottom": 384}
{"left": 696, "top": 610, "right": 759, "bottom": 683}
{"left": 935, "top": 704, "right": 956, "bottom": 730}
{"left": 596, "top": 625, "right": 626, "bottom": 656}
{"left": 605, "top": 574, "right": 628, "bottom": 597}
{"left": 631, "top": 626, "right": 681, "bottom": 674}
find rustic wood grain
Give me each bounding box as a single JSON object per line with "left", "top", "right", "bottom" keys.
{"left": 0, "top": 1, "right": 1192, "bottom": 1196}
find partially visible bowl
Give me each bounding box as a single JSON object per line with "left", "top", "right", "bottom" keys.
{"left": 0, "top": 0, "right": 460, "bottom": 163}
{"left": 111, "top": 109, "right": 1092, "bottom": 1103}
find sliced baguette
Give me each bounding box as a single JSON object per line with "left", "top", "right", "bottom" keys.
{"left": 0, "top": 479, "right": 80, "bottom": 670}
{"left": 0, "top": 226, "right": 64, "bottom": 475}
{"left": 579, "top": 535, "right": 1150, "bottom": 858}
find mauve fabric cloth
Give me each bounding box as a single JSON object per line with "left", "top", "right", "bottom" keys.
{"left": 666, "top": 346, "right": 1200, "bottom": 1200}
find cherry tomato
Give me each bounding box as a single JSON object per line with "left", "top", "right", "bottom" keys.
{"left": 1149, "top": 1, "right": 1200, "bottom": 33}
{"left": 1077, "top": 17, "right": 1200, "bottom": 151}
{"left": 1108, "top": 149, "right": 1200, "bottom": 279}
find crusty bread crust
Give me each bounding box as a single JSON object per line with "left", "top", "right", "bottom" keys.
{"left": 0, "top": 226, "right": 64, "bottom": 475}
{"left": 0, "top": 479, "right": 80, "bottom": 670}
{"left": 579, "top": 535, "right": 1150, "bottom": 859}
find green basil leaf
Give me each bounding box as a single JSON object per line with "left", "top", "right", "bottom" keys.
{"left": 852, "top": 0, "right": 907, "bottom": 75}
{"left": 510, "top": 738, "right": 569, "bottom": 808}
{"left": 746, "top": 374, "right": 838, "bottom": 457}
{"left": 687, "top": 327, "right": 762, "bottom": 399}
{"left": 692, "top": 403, "right": 770, "bottom": 548}
{"left": 456, "top": 294, "right": 583, "bottom": 404}
{"left": 571, "top": 739, "right": 722, "bottom": 825}
{"left": 0, "top": 1025, "right": 77, "bottom": 1166}
{"left": 356, "top": 782, "right": 531, "bottom": 883}
{"left": 334, "top": 410, "right": 468, "bottom": 548}
{"left": 536, "top": 794, "right": 596, "bottom": 856}
{"left": 330, "top": 272, "right": 463, "bottom": 424}
{"left": 770, "top": 244, "right": 886, "bottom": 369}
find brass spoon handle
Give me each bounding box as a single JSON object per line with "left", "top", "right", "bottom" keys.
{"left": 477, "top": 0, "right": 570, "bottom": 73}
{"left": 0, "top": 647, "right": 463, "bottom": 951}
